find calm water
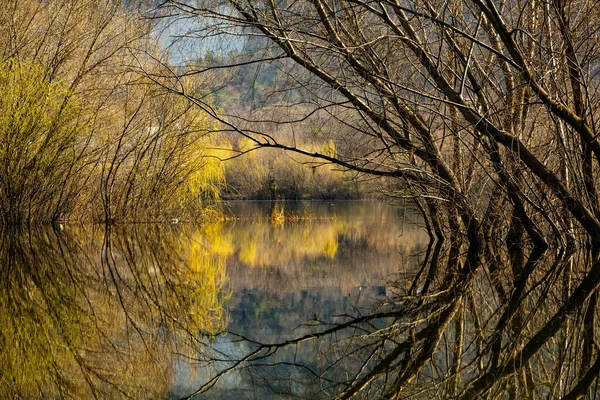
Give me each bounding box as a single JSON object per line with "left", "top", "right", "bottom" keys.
{"left": 1, "top": 201, "right": 428, "bottom": 399}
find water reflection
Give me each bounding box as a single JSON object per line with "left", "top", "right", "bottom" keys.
{"left": 0, "top": 225, "right": 226, "bottom": 399}
{"left": 186, "top": 201, "right": 430, "bottom": 398}
{"left": 189, "top": 202, "right": 600, "bottom": 399}
{"left": 0, "top": 201, "right": 457, "bottom": 399}
{"left": 9, "top": 202, "right": 598, "bottom": 398}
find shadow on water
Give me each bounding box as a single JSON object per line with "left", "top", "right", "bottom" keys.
{"left": 3, "top": 201, "right": 599, "bottom": 399}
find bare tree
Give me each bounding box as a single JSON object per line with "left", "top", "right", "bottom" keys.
{"left": 157, "top": 0, "right": 600, "bottom": 397}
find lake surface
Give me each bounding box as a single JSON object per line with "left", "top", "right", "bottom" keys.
{"left": 1, "top": 201, "right": 428, "bottom": 399}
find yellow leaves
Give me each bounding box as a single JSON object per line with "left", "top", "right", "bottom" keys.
{"left": 186, "top": 249, "right": 228, "bottom": 333}
{"left": 239, "top": 233, "right": 259, "bottom": 266}
{"left": 0, "top": 226, "right": 232, "bottom": 398}
{"left": 323, "top": 236, "right": 339, "bottom": 259}
{"left": 88, "top": 68, "right": 229, "bottom": 222}
{"left": 233, "top": 218, "right": 340, "bottom": 268}
{"left": 201, "top": 222, "right": 236, "bottom": 256}
{"left": 184, "top": 225, "right": 232, "bottom": 333}
{"left": 174, "top": 113, "right": 230, "bottom": 216}
{"left": 185, "top": 145, "right": 226, "bottom": 201}
{"left": 238, "top": 136, "right": 258, "bottom": 152}
{"left": 0, "top": 0, "right": 229, "bottom": 223}
{"left": 270, "top": 201, "right": 286, "bottom": 224}
{"left": 0, "top": 60, "right": 77, "bottom": 142}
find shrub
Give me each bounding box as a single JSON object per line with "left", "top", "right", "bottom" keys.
{"left": 0, "top": 60, "right": 85, "bottom": 224}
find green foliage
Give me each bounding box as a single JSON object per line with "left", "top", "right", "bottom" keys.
{"left": 0, "top": 60, "right": 85, "bottom": 224}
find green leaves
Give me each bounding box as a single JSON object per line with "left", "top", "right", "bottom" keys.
{"left": 0, "top": 60, "right": 83, "bottom": 224}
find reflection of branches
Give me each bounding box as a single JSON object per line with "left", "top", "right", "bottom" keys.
{"left": 161, "top": 0, "right": 600, "bottom": 392}
{"left": 0, "top": 225, "right": 226, "bottom": 399}
{"left": 188, "top": 238, "right": 600, "bottom": 399}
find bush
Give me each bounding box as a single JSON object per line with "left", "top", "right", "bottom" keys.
{"left": 224, "top": 138, "right": 363, "bottom": 200}
{"left": 0, "top": 60, "right": 85, "bottom": 224}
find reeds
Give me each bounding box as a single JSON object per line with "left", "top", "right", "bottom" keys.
{"left": 270, "top": 201, "right": 286, "bottom": 224}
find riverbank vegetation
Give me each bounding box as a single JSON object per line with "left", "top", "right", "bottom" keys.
{"left": 0, "top": 0, "right": 382, "bottom": 227}
{"left": 5, "top": 0, "right": 600, "bottom": 398}
{"left": 0, "top": 0, "right": 227, "bottom": 225}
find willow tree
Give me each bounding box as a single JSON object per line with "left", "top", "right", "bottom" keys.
{"left": 0, "top": 0, "right": 226, "bottom": 224}
{"left": 161, "top": 0, "right": 600, "bottom": 398}
{"left": 0, "top": 60, "right": 84, "bottom": 224}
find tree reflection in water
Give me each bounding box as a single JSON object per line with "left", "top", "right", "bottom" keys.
{"left": 190, "top": 226, "right": 600, "bottom": 399}
{"left": 0, "top": 225, "right": 226, "bottom": 399}
{"left": 3, "top": 202, "right": 600, "bottom": 399}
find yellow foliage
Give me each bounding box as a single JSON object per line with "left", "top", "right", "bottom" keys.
{"left": 270, "top": 201, "right": 285, "bottom": 224}
{"left": 226, "top": 219, "right": 342, "bottom": 267}
{"left": 0, "top": 226, "right": 233, "bottom": 398}
{"left": 323, "top": 236, "right": 339, "bottom": 259}
{"left": 0, "top": 0, "right": 230, "bottom": 223}
{"left": 186, "top": 245, "right": 228, "bottom": 332}
{"left": 239, "top": 234, "right": 259, "bottom": 266}
{"left": 183, "top": 129, "right": 229, "bottom": 209}
{"left": 200, "top": 222, "right": 236, "bottom": 256}
{"left": 320, "top": 139, "right": 337, "bottom": 158}
{"left": 0, "top": 59, "right": 83, "bottom": 223}
{"left": 184, "top": 225, "right": 232, "bottom": 333}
